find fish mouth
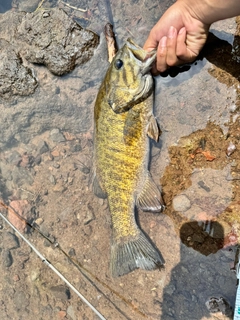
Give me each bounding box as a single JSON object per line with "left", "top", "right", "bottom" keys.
{"left": 141, "top": 51, "right": 157, "bottom": 75}
{"left": 110, "top": 74, "right": 154, "bottom": 114}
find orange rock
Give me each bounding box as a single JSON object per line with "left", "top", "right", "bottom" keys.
{"left": 201, "top": 150, "right": 216, "bottom": 161}
{"left": 51, "top": 149, "right": 60, "bottom": 157}
{"left": 8, "top": 200, "right": 31, "bottom": 233}
{"left": 57, "top": 310, "right": 67, "bottom": 319}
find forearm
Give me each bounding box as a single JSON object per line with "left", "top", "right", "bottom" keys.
{"left": 179, "top": 0, "right": 240, "bottom": 25}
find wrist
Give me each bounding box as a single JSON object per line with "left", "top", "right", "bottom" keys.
{"left": 177, "top": 0, "right": 240, "bottom": 25}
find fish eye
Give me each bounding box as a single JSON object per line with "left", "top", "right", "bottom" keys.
{"left": 114, "top": 59, "right": 123, "bottom": 70}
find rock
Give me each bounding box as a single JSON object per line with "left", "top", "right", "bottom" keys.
{"left": 12, "top": 166, "right": 34, "bottom": 186}
{"left": 0, "top": 38, "right": 38, "bottom": 99}
{"left": 50, "top": 129, "right": 65, "bottom": 143}
{"left": 49, "top": 174, "right": 56, "bottom": 185}
{"left": 3, "top": 232, "right": 20, "bottom": 250}
{"left": 68, "top": 248, "right": 76, "bottom": 257}
{"left": 172, "top": 194, "right": 191, "bottom": 212}
{"left": 37, "top": 141, "right": 49, "bottom": 154}
{"left": 67, "top": 305, "right": 76, "bottom": 320}
{"left": 18, "top": 0, "right": 39, "bottom": 12}
{"left": 13, "top": 290, "right": 29, "bottom": 311}
{"left": 8, "top": 200, "right": 34, "bottom": 233}
{"left": 83, "top": 205, "right": 95, "bottom": 225}
{"left": 0, "top": 161, "right": 12, "bottom": 180}
{"left": 6, "top": 150, "right": 22, "bottom": 165}
{"left": 49, "top": 285, "right": 70, "bottom": 300}
{"left": 2, "top": 249, "right": 13, "bottom": 267}
{"left": 15, "top": 8, "right": 99, "bottom": 75}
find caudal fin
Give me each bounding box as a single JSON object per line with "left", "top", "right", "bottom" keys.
{"left": 110, "top": 231, "right": 164, "bottom": 277}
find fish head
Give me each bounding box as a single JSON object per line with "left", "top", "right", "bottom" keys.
{"left": 105, "top": 38, "right": 156, "bottom": 113}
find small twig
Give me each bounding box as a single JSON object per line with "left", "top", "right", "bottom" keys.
{"left": 60, "top": 0, "right": 87, "bottom": 12}
{"left": 104, "top": 23, "right": 118, "bottom": 63}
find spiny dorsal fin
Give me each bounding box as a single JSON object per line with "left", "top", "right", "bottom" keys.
{"left": 136, "top": 172, "right": 164, "bottom": 212}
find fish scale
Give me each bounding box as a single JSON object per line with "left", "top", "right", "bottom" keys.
{"left": 93, "top": 39, "right": 165, "bottom": 277}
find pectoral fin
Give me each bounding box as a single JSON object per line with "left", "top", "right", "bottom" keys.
{"left": 146, "top": 115, "right": 160, "bottom": 142}
{"left": 136, "top": 172, "right": 164, "bottom": 212}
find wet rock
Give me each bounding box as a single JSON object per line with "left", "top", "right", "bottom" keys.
{"left": 84, "top": 205, "right": 95, "bottom": 225}
{"left": 13, "top": 290, "right": 29, "bottom": 311}
{"left": 49, "top": 285, "right": 70, "bottom": 300}
{"left": 49, "top": 174, "right": 56, "bottom": 185}
{"left": 0, "top": 161, "right": 12, "bottom": 180}
{"left": 172, "top": 194, "right": 191, "bottom": 212}
{"left": 8, "top": 199, "right": 34, "bottom": 233}
{"left": 37, "top": 140, "right": 49, "bottom": 154}
{"left": 12, "top": 166, "right": 34, "bottom": 186}
{"left": 0, "top": 11, "right": 25, "bottom": 43}
{"left": 0, "top": 38, "right": 38, "bottom": 99}
{"left": 18, "top": 0, "right": 39, "bottom": 12}
{"left": 67, "top": 305, "right": 76, "bottom": 320}
{"left": 1, "top": 249, "right": 13, "bottom": 267}
{"left": 68, "top": 248, "right": 76, "bottom": 257}
{"left": 6, "top": 150, "right": 22, "bottom": 165}
{"left": 50, "top": 128, "right": 65, "bottom": 143}
{"left": 15, "top": 8, "right": 99, "bottom": 75}
{"left": 3, "top": 232, "right": 20, "bottom": 250}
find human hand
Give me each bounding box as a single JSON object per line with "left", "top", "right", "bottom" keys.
{"left": 144, "top": 0, "right": 210, "bottom": 73}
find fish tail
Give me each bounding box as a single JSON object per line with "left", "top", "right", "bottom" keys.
{"left": 110, "top": 231, "right": 164, "bottom": 277}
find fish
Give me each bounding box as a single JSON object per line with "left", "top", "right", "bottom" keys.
{"left": 93, "top": 38, "right": 165, "bottom": 277}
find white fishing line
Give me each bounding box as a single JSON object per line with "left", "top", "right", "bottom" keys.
{"left": 0, "top": 212, "right": 106, "bottom": 320}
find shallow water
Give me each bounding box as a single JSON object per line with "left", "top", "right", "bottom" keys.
{"left": 0, "top": 0, "right": 240, "bottom": 319}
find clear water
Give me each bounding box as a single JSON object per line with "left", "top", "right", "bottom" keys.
{"left": 0, "top": 0, "right": 239, "bottom": 319}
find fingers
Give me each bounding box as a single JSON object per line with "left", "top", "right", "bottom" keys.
{"left": 155, "top": 26, "right": 196, "bottom": 73}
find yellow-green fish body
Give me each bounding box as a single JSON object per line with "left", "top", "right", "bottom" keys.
{"left": 93, "top": 39, "right": 164, "bottom": 277}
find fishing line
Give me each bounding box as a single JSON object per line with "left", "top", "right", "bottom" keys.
{"left": 0, "top": 201, "right": 147, "bottom": 319}
{"left": 0, "top": 211, "right": 107, "bottom": 320}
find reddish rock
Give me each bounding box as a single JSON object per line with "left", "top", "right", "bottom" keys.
{"left": 57, "top": 310, "right": 67, "bottom": 319}
{"left": 8, "top": 200, "right": 32, "bottom": 233}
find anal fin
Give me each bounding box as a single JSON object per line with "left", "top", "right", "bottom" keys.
{"left": 136, "top": 172, "right": 164, "bottom": 212}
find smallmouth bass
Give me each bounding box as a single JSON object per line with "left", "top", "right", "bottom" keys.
{"left": 93, "top": 39, "right": 165, "bottom": 277}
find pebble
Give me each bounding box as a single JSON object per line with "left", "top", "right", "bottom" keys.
{"left": 67, "top": 305, "right": 76, "bottom": 320}
{"left": 57, "top": 310, "right": 67, "bottom": 319}
{"left": 83, "top": 207, "right": 95, "bottom": 225}
{"left": 8, "top": 200, "right": 31, "bottom": 233}
{"left": 50, "top": 285, "right": 70, "bottom": 300}
{"left": 172, "top": 194, "right": 191, "bottom": 212}
{"left": 6, "top": 150, "right": 22, "bottom": 165}
{"left": 50, "top": 128, "right": 65, "bottom": 143}
{"left": 13, "top": 274, "right": 20, "bottom": 282}
{"left": 2, "top": 249, "right": 13, "bottom": 267}
{"left": 3, "top": 232, "right": 20, "bottom": 250}
{"left": 35, "top": 217, "right": 44, "bottom": 225}
{"left": 37, "top": 140, "right": 49, "bottom": 154}
{"left": 49, "top": 174, "right": 56, "bottom": 185}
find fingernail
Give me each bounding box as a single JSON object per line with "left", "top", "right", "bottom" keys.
{"left": 179, "top": 27, "right": 186, "bottom": 35}
{"left": 168, "top": 26, "right": 176, "bottom": 39}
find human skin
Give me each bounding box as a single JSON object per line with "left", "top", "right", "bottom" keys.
{"left": 144, "top": 0, "right": 240, "bottom": 73}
